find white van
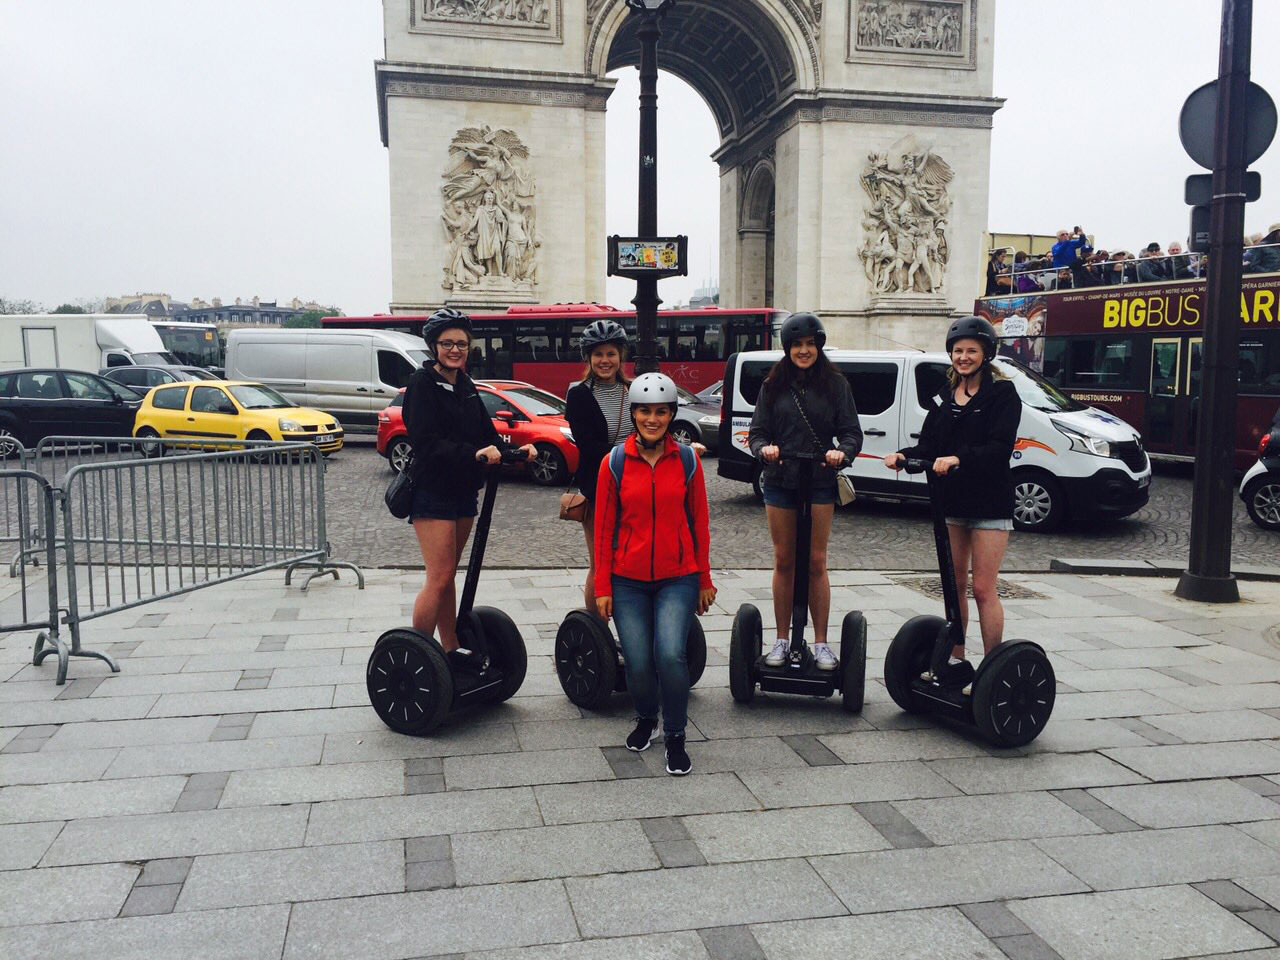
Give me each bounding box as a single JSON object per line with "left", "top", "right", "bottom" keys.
{"left": 718, "top": 349, "right": 1153, "bottom": 532}
{"left": 225, "top": 328, "right": 431, "bottom": 434}
{"left": 1, "top": 315, "right": 179, "bottom": 371}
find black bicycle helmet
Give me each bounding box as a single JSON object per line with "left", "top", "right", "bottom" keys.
{"left": 945, "top": 316, "right": 998, "bottom": 359}
{"left": 579, "top": 319, "right": 629, "bottom": 357}
{"left": 424, "top": 307, "right": 472, "bottom": 347}
{"left": 779, "top": 312, "right": 826, "bottom": 350}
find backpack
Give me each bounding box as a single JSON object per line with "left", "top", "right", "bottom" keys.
{"left": 608, "top": 441, "right": 699, "bottom": 553}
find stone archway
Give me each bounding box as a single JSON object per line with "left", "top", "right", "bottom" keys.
{"left": 377, "top": 0, "right": 1001, "bottom": 348}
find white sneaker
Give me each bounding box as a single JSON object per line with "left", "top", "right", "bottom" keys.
{"left": 764, "top": 638, "right": 789, "bottom": 667}
{"left": 813, "top": 644, "right": 838, "bottom": 671}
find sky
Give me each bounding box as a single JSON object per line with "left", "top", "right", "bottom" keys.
{"left": 3, "top": 1, "right": 1280, "bottom": 315}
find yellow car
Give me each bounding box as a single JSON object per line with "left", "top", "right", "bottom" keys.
{"left": 133, "top": 381, "right": 344, "bottom": 454}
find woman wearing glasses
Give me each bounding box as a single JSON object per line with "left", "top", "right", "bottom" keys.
{"left": 402, "top": 308, "right": 535, "bottom": 663}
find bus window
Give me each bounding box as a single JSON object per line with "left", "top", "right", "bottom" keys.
{"left": 1066, "top": 336, "right": 1138, "bottom": 388}
{"left": 1150, "top": 340, "right": 1181, "bottom": 396}
{"left": 727, "top": 319, "right": 767, "bottom": 355}
{"left": 695, "top": 324, "right": 722, "bottom": 360}
{"left": 672, "top": 321, "right": 698, "bottom": 361}
{"left": 513, "top": 326, "right": 554, "bottom": 362}
{"left": 1240, "top": 331, "right": 1280, "bottom": 395}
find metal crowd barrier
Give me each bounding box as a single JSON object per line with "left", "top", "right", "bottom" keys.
{"left": 2, "top": 436, "right": 364, "bottom": 684}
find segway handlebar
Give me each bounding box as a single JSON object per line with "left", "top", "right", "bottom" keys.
{"left": 499, "top": 448, "right": 529, "bottom": 464}
{"left": 900, "top": 457, "right": 958, "bottom": 475}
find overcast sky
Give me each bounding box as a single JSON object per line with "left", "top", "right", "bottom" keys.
{"left": 3, "top": 1, "right": 1280, "bottom": 315}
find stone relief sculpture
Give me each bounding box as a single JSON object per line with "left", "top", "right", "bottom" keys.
{"left": 858, "top": 138, "right": 953, "bottom": 295}
{"left": 441, "top": 126, "right": 539, "bottom": 293}
{"left": 855, "top": 1, "right": 962, "bottom": 53}
{"left": 423, "top": 0, "right": 551, "bottom": 27}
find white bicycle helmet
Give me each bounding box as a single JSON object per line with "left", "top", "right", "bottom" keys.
{"left": 628, "top": 372, "right": 678, "bottom": 407}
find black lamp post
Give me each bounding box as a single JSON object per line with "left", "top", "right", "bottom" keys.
{"left": 625, "top": 0, "right": 676, "bottom": 374}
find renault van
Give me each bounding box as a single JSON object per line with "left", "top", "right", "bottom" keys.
{"left": 718, "top": 349, "right": 1152, "bottom": 532}
{"left": 225, "top": 329, "right": 431, "bottom": 434}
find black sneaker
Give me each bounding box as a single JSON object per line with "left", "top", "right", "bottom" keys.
{"left": 665, "top": 734, "right": 691, "bottom": 776}
{"left": 626, "top": 717, "right": 659, "bottom": 752}
{"left": 936, "top": 659, "right": 976, "bottom": 689}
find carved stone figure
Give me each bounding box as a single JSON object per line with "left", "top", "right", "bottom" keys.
{"left": 423, "top": 0, "right": 550, "bottom": 27}
{"left": 855, "top": 1, "right": 962, "bottom": 54}
{"left": 857, "top": 137, "right": 954, "bottom": 295}
{"left": 441, "top": 126, "right": 539, "bottom": 293}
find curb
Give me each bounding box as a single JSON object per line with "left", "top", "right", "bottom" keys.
{"left": 1051, "top": 557, "right": 1280, "bottom": 583}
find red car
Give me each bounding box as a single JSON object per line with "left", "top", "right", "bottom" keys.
{"left": 377, "top": 379, "right": 579, "bottom": 486}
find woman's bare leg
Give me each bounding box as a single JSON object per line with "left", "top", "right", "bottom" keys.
{"left": 808, "top": 504, "right": 834, "bottom": 644}
{"left": 582, "top": 503, "right": 596, "bottom": 610}
{"left": 969, "top": 529, "right": 1010, "bottom": 654}
{"left": 412, "top": 517, "right": 474, "bottom": 651}
{"left": 946, "top": 523, "right": 972, "bottom": 660}
{"left": 766, "top": 506, "right": 797, "bottom": 640}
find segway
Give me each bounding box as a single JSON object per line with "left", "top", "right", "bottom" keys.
{"left": 367, "top": 449, "right": 529, "bottom": 735}
{"left": 883, "top": 459, "right": 1055, "bottom": 747}
{"left": 729, "top": 452, "right": 866, "bottom": 712}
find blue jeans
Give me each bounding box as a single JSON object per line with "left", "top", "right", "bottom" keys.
{"left": 611, "top": 574, "right": 698, "bottom": 737}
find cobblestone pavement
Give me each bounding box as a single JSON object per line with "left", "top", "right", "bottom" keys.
{"left": 325, "top": 443, "right": 1278, "bottom": 571}
{"left": 3, "top": 568, "right": 1280, "bottom": 959}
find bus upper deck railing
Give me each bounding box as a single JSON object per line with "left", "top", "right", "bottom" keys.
{"left": 2, "top": 436, "right": 364, "bottom": 685}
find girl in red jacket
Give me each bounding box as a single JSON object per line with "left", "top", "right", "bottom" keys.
{"left": 594, "top": 373, "right": 716, "bottom": 775}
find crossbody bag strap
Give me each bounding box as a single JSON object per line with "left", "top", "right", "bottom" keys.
{"left": 789, "top": 386, "right": 826, "bottom": 454}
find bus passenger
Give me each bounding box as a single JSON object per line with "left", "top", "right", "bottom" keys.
{"left": 403, "top": 308, "right": 535, "bottom": 660}
{"left": 748, "top": 313, "right": 862, "bottom": 673}
{"left": 883, "top": 316, "right": 1019, "bottom": 688}
{"left": 594, "top": 373, "right": 716, "bottom": 776}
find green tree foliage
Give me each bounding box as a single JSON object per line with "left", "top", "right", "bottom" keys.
{"left": 52, "top": 303, "right": 87, "bottom": 314}
{"left": 282, "top": 310, "right": 326, "bottom": 329}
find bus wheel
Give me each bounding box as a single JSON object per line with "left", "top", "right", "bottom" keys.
{"left": 1012, "top": 471, "right": 1065, "bottom": 533}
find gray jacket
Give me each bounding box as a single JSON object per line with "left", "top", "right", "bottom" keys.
{"left": 747, "top": 373, "right": 863, "bottom": 489}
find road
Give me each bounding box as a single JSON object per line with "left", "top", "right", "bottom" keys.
{"left": 324, "top": 442, "right": 1277, "bottom": 571}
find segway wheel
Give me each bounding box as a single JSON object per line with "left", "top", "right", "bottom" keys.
{"left": 972, "top": 640, "right": 1056, "bottom": 748}
{"left": 839, "top": 610, "right": 867, "bottom": 714}
{"left": 884, "top": 615, "right": 946, "bottom": 713}
{"left": 367, "top": 629, "right": 454, "bottom": 736}
{"left": 687, "top": 618, "right": 708, "bottom": 689}
{"left": 472, "top": 606, "right": 527, "bottom": 703}
{"left": 729, "top": 603, "right": 762, "bottom": 703}
{"left": 555, "top": 609, "right": 618, "bottom": 710}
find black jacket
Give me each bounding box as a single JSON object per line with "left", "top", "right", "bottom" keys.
{"left": 898, "top": 374, "right": 1020, "bottom": 520}
{"left": 403, "top": 364, "right": 504, "bottom": 494}
{"left": 565, "top": 379, "right": 626, "bottom": 501}
{"left": 747, "top": 371, "right": 863, "bottom": 489}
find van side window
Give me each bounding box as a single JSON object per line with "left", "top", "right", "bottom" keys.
{"left": 377, "top": 350, "right": 415, "bottom": 389}
{"left": 738, "top": 361, "right": 773, "bottom": 405}
{"left": 152, "top": 386, "right": 189, "bottom": 411}
{"left": 914, "top": 363, "right": 949, "bottom": 408}
{"left": 840, "top": 362, "right": 897, "bottom": 416}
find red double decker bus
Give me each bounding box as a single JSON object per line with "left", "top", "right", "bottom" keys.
{"left": 975, "top": 274, "right": 1280, "bottom": 469}
{"left": 322, "top": 304, "right": 784, "bottom": 397}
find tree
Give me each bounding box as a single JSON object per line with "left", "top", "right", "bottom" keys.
{"left": 52, "top": 303, "right": 87, "bottom": 314}
{"left": 0, "top": 297, "right": 41, "bottom": 314}
{"left": 282, "top": 310, "right": 326, "bottom": 329}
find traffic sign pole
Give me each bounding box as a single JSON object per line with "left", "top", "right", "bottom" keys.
{"left": 1177, "top": 0, "right": 1253, "bottom": 603}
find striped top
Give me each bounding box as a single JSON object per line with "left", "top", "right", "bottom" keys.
{"left": 592, "top": 379, "right": 630, "bottom": 445}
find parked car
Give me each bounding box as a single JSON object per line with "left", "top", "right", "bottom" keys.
{"left": 672, "top": 385, "right": 721, "bottom": 453}
{"left": 719, "top": 349, "right": 1153, "bottom": 533}
{"left": 1241, "top": 408, "right": 1280, "bottom": 530}
{"left": 0, "top": 368, "right": 141, "bottom": 454}
{"left": 377, "top": 379, "right": 578, "bottom": 485}
{"left": 133, "top": 381, "right": 344, "bottom": 455}
{"left": 101, "top": 365, "right": 221, "bottom": 393}
{"left": 225, "top": 328, "right": 430, "bottom": 436}
{"left": 696, "top": 380, "right": 722, "bottom": 405}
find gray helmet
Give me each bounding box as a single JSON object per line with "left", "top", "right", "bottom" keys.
{"left": 628, "top": 372, "right": 678, "bottom": 407}
{"left": 579, "top": 319, "right": 629, "bottom": 357}
{"left": 424, "top": 307, "right": 471, "bottom": 347}
{"left": 945, "top": 316, "right": 998, "bottom": 359}
{"left": 780, "top": 312, "right": 826, "bottom": 350}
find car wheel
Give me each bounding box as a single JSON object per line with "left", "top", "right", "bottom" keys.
{"left": 135, "top": 427, "right": 163, "bottom": 459}
{"left": 0, "top": 423, "right": 22, "bottom": 460}
{"left": 246, "top": 429, "right": 273, "bottom": 463}
{"left": 388, "top": 437, "right": 413, "bottom": 475}
{"left": 1012, "top": 471, "right": 1065, "bottom": 533}
{"left": 1244, "top": 476, "right": 1280, "bottom": 530}
{"left": 670, "top": 422, "right": 699, "bottom": 446}
{"left": 529, "top": 443, "right": 568, "bottom": 486}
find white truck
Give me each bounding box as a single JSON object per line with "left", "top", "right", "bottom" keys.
{"left": 0, "top": 314, "right": 180, "bottom": 372}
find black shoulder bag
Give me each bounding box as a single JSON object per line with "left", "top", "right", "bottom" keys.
{"left": 385, "top": 454, "right": 415, "bottom": 519}
{"left": 790, "top": 386, "right": 856, "bottom": 506}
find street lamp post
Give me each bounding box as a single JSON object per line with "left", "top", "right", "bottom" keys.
{"left": 625, "top": 0, "right": 676, "bottom": 374}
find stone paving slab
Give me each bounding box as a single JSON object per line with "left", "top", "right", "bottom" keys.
{"left": 681, "top": 805, "right": 889, "bottom": 862}
{"left": 738, "top": 761, "right": 959, "bottom": 808}
{"left": 219, "top": 759, "right": 405, "bottom": 806}
{"left": 750, "top": 908, "right": 1003, "bottom": 960}
{"left": 0, "top": 775, "right": 188, "bottom": 824}
{"left": 1009, "top": 885, "right": 1272, "bottom": 960}
{"left": 451, "top": 821, "right": 659, "bottom": 885}
{"left": 41, "top": 716, "right": 221, "bottom": 751}
{"left": 0, "top": 821, "right": 65, "bottom": 870}
{"left": 535, "top": 773, "right": 760, "bottom": 824}
{"left": 893, "top": 791, "right": 1103, "bottom": 844}
{"left": 0, "top": 862, "right": 138, "bottom": 928}
{"left": 465, "top": 931, "right": 712, "bottom": 960}
{"left": 304, "top": 787, "right": 543, "bottom": 845}
{"left": 1087, "top": 780, "right": 1280, "bottom": 829}
{"left": 926, "top": 753, "right": 1146, "bottom": 794}
{"left": 1102, "top": 742, "right": 1280, "bottom": 782}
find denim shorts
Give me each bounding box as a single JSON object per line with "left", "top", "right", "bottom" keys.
{"left": 762, "top": 482, "right": 837, "bottom": 509}
{"left": 946, "top": 517, "right": 1014, "bottom": 531}
{"left": 409, "top": 485, "right": 479, "bottom": 522}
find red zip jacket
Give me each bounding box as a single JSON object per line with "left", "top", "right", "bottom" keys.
{"left": 593, "top": 435, "right": 714, "bottom": 597}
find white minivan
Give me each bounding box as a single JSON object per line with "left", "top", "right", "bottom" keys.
{"left": 226, "top": 329, "right": 430, "bottom": 434}
{"left": 718, "top": 349, "right": 1153, "bottom": 532}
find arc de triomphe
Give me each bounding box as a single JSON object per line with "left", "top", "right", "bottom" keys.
{"left": 376, "top": 0, "right": 1001, "bottom": 347}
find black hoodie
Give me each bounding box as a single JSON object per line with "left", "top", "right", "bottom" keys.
{"left": 402, "top": 364, "right": 505, "bottom": 495}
